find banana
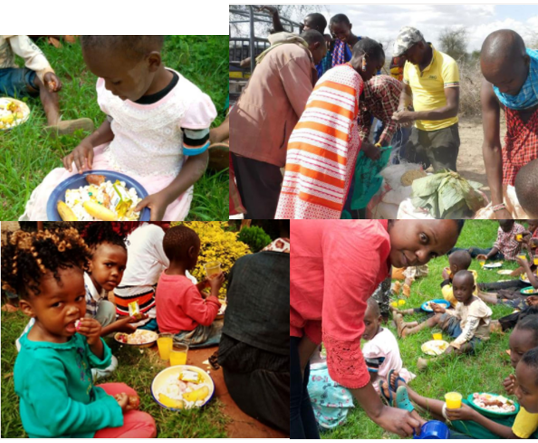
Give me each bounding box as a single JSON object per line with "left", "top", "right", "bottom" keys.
{"left": 57, "top": 201, "right": 78, "bottom": 221}
{"left": 159, "top": 393, "right": 184, "bottom": 409}
{"left": 182, "top": 386, "right": 209, "bottom": 403}
{"left": 83, "top": 200, "right": 117, "bottom": 221}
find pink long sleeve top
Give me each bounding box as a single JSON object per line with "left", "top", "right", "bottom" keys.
{"left": 290, "top": 220, "right": 391, "bottom": 389}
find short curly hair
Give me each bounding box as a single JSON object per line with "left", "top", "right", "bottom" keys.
{"left": 1, "top": 228, "right": 91, "bottom": 299}
{"left": 81, "top": 36, "right": 165, "bottom": 60}
{"left": 162, "top": 225, "right": 200, "bottom": 263}
{"left": 80, "top": 222, "right": 127, "bottom": 251}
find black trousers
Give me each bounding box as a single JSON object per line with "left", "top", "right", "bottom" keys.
{"left": 231, "top": 153, "right": 283, "bottom": 219}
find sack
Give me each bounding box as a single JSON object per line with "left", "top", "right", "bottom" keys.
{"left": 397, "top": 198, "right": 436, "bottom": 219}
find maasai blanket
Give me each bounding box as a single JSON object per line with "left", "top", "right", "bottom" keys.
{"left": 502, "top": 106, "right": 538, "bottom": 185}
{"left": 493, "top": 48, "right": 538, "bottom": 110}
{"left": 331, "top": 39, "right": 353, "bottom": 67}
{"left": 275, "top": 63, "right": 363, "bottom": 219}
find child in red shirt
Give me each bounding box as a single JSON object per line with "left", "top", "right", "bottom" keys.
{"left": 155, "top": 225, "right": 225, "bottom": 347}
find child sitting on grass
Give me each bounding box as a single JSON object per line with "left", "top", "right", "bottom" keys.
{"left": 156, "top": 225, "right": 224, "bottom": 347}
{"left": 362, "top": 298, "right": 415, "bottom": 397}
{"left": 395, "top": 271, "right": 492, "bottom": 355}
{"left": 0, "top": 35, "right": 93, "bottom": 135}
{"left": 1, "top": 228, "right": 156, "bottom": 438}
{"left": 383, "top": 316, "right": 538, "bottom": 439}
{"left": 20, "top": 35, "right": 217, "bottom": 221}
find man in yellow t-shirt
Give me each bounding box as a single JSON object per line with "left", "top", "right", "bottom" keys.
{"left": 391, "top": 27, "right": 460, "bottom": 172}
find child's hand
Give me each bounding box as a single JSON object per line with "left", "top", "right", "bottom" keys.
{"left": 135, "top": 192, "right": 168, "bottom": 221}
{"left": 115, "top": 314, "right": 148, "bottom": 333}
{"left": 515, "top": 256, "right": 529, "bottom": 268}
{"left": 43, "top": 72, "right": 62, "bottom": 93}
{"left": 209, "top": 272, "right": 225, "bottom": 292}
{"left": 63, "top": 141, "right": 94, "bottom": 173}
{"left": 431, "top": 303, "right": 446, "bottom": 314}
{"left": 114, "top": 392, "right": 130, "bottom": 414}
{"left": 77, "top": 317, "right": 102, "bottom": 346}
{"left": 127, "top": 394, "right": 140, "bottom": 411}
{"left": 503, "top": 374, "right": 517, "bottom": 395}
{"left": 476, "top": 254, "right": 488, "bottom": 261}
{"left": 442, "top": 267, "right": 450, "bottom": 280}
{"left": 444, "top": 345, "right": 455, "bottom": 355}
{"left": 527, "top": 296, "right": 538, "bottom": 307}
{"left": 445, "top": 404, "right": 476, "bottom": 421}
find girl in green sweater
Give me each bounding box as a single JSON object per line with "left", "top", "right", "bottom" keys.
{"left": 1, "top": 227, "right": 156, "bottom": 438}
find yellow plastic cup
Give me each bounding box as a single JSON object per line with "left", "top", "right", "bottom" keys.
{"left": 398, "top": 300, "right": 406, "bottom": 306}
{"left": 445, "top": 392, "right": 463, "bottom": 409}
{"left": 518, "top": 255, "right": 527, "bottom": 261}
{"left": 516, "top": 234, "right": 523, "bottom": 242}
{"left": 433, "top": 333, "right": 443, "bottom": 341}
{"left": 170, "top": 343, "right": 189, "bottom": 366}
{"left": 205, "top": 261, "right": 222, "bottom": 279}
{"left": 157, "top": 334, "right": 173, "bottom": 361}
{"left": 534, "top": 257, "right": 538, "bottom": 266}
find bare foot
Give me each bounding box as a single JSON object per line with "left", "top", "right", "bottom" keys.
{"left": 45, "top": 118, "right": 94, "bottom": 137}
{"left": 394, "top": 314, "right": 410, "bottom": 338}
{"left": 417, "top": 357, "right": 429, "bottom": 371}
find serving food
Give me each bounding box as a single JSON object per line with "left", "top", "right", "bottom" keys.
{"left": 421, "top": 340, "right": 449, "bottom": 356}
{"left": 152, "top": 366, "right": 214, "bottom": 410}
{"left": 58, "top": 174, "right": 142, "bottom": 221}
{"left": 470, "top": 393, "right": 517, "bottom": 414}
{"left": 115, "top": 330, "right": 158, "bottom": 347}
{"left": 0, "top": 98, "right": 30, "bottom": 130}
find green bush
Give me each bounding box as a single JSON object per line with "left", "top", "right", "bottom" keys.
{"left": 237, "top": 226, "right": 272, "bottom": 253}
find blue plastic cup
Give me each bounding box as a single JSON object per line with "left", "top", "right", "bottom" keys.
{"left": 414, "top": 420, "right": 450, "bottom": 439}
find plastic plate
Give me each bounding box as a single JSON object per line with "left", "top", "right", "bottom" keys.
{"left": 421, "top": 299, "right": 451, "bottom": 312}
{"left": 114, "top": 331, "right": 158, "bottom": 348}
{"left": 467, "top": 393, "right": 520, "bottom": 417}
{"left": 421, "top": 340, "right": 450, "bottom": 356}
{"left": 46, "top": 170, "right": 151, "bottom": 221}
{"left": 483, "top": 262, "right": 503, "bottom": 269}
{"left": 151, "top": 365, "right": 215, "bottom": 410}
{"left": 0, "top": 98, "right": 31, "bottom": 131}
{"left": 521, "top": 286, "right": 538, "bottom": 296}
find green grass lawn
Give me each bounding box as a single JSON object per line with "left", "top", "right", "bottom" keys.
{"left": 0, "top": 36, "right": 228, "bottom": 221}
{"left": 1, "top": 310, "right": 228, "bottom": 438}
{"left": 323, "top": 220, "right": 528, "bottom": 439}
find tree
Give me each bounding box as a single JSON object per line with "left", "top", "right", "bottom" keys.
{"left": 439, "top": 27, "right": 468, "bottom": 62}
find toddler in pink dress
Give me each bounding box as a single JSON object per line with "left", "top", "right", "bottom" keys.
{"left": 21, "top": 35, "right": 216, "bottom": 221}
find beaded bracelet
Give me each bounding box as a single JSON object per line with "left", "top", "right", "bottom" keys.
{"left": 492, "top": 203, "right": 507, "bottom": 212}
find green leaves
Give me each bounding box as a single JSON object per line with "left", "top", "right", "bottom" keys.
{"left": 412, "top": 171, "right": 486, "bottom": 218}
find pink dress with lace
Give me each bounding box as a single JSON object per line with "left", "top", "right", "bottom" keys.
{"left": 20, "top": 69, "right": 217, "bottom": 221}
{"left": 290, "top": 220, "right": 391, "bottom": 390}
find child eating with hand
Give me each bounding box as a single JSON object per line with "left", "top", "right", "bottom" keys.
{"left": 382, "top": 315, "right": 538, "bottom": 438}
{"left": 20, "top": 35, "right": 217, "bottom": 221}
{"left": 362, "top": 298, "right": 415, "bottom": 398}
{"left": 395, "top": 271, "right": 492, "bottom": 355}
{"left": 156, "top": 225, "right": 224, "bottom": 347}
{"left": 2, "top": 228, "right": 156, "bottom": 438}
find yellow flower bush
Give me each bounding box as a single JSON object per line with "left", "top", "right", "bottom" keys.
{"left": 171, "top": 222, "right": 251, "bottom": 297}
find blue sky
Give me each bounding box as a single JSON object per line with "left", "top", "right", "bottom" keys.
{"left": 240, "top": 5, "right": 538, "bottom": 54}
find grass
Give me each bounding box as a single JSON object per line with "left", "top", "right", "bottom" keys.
{"left": 1, "top": 309, "right": 228, "bottom": 438}
{"left": 0, "top": 36, "right": 228, "bottom": 221}
{"left": 323, "top": 220, "right": 526, "bottom": 439}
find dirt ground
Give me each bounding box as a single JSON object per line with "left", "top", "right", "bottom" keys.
{"left": 453, "top": 116, "right": 507, "bottom": 202}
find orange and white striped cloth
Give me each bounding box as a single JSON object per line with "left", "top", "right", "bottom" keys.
{"left": 275, "top": 64, "right": 364, "bottom": 219}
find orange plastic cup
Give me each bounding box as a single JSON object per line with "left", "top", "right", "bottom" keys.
{"left": 445, "top": 392, "right": 462, "bottom": 409}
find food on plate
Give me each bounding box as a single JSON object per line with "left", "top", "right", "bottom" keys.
{"left": 472, "top": 393, "right": 516, "bottom": 413}
{"left": 156, "top": 371, "right": 212, "bottom": 409}
{"left": 522, "top": 287, "right": 537, "bottom": 295}
{"left": 61, "top": 176, "right": 142, "bottom": 221}
{"left": 0, "top": 98, "right": 27, "bottom": 130}
{"left": 422, "top": 340, "right": 449, "bottom": 356}
{"left": 116, "top": 329, "right": 157, "bottom": 345}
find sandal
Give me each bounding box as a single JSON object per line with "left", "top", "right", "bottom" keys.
{"left": 379, "top": 380, "right": 393, "bottom": 406}
{"left": 396, "top": 385, "right": 415, "bottom": 412}
{"left": 388, "top": 369, "right": 406, "bottom": 392}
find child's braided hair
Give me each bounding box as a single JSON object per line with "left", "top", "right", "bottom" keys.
{"left": 80, "top": 222, "right": 128, "bottom": 251}
{"left": 1, "top": 228, "right": 91, "bottom": 299}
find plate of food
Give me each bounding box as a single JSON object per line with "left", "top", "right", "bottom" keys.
{"left": 421, "top": 299, "right": 451, "bottom": 312}
{"left": 497, "top": 270, "right": 514, "bottom": 276}
{"left": 152, "top": 365, "right": 215, "bottom": 410}
{"left": 521, "top": 286, "right": 538, "bottom": 295}
{"left": 46, "top": 170, "right": 151, "bottom": 221}
{"left": 468, "top": 393, "right": 519, "bottom": 416}
{"left": 114, "top": 330, "right": 158, "bottom": 348}
{"left": 520, "top": 273, "right": 532, "bottom": 284}
{"left": 421, "top": 340, "right": 450, "bottom": 356}
{"left": 483, "top": 262, "right": 503, "bottom": 269}
{"left": 0, "top": 98, "right": 30, "bottom": 130}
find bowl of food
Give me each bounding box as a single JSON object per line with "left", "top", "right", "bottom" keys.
{"left": 520, "top": 273, "right": 531, "bottom": 284}
{"left": 0, "top": 98, "right": 30, "bottom": 131}
{"left": 151, "top": 365, "right": 215, "bottom": 410}
{"left": 421, "top": 299, "right": 451, "bottom": 312}
{"left": 46, "top": 170, "right": 151, "bottom": 221}
{"left": 521, "top": 286, "right": 538, "bottom": 295}
{"left": 421, "top": 340, "right": 449, "bottom": 356}
{"left": 468, "top": 393, "right": 519, "bottom": 417}
{"left": 114, "top": 330, "right": 158, "bottom": 348}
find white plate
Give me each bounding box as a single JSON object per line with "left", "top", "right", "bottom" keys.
{"left": 484, "top": 262, "right": 503, "bottom": 269}
{"left": 497, "top": 270, "right": 514, "bottom": 275}
{"left": 0, "top": 98, "right": 31, "bottom": 130}
{"left": 421, "top": 340, "right": 450, "bottom": 356}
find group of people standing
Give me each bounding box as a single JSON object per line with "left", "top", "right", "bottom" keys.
{"left": 229, "top": 8, "right": 538, "bottom": 220}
